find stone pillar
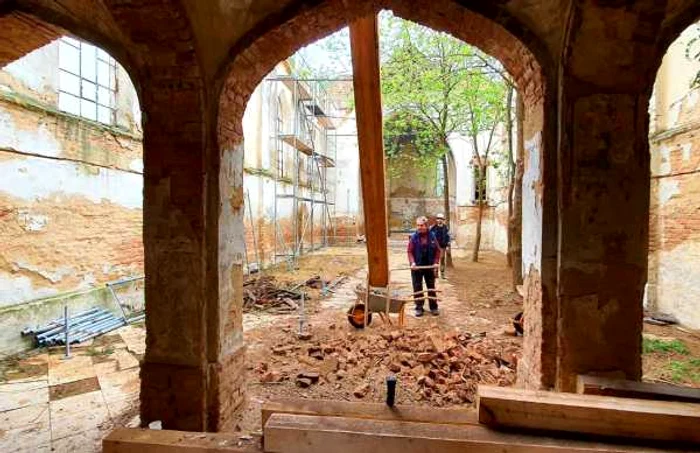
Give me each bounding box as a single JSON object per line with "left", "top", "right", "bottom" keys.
{"left": 553, "top": 0, "right": 662, "bottom": 391}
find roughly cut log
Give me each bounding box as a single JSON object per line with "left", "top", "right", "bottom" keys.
{"left": 103, "top": 428, "right": 246, "bottom": 453}
{"left": 261, "top": 398, "right": 476, "bottom": 429}
{"left": 477, "top": 385, "right": 700, "bottom": 444}
{"left": 264, "top": 414, "right": 677, "bottom": 453}
{"left": 577, "top": 375, "right": 700, "bottom": 403}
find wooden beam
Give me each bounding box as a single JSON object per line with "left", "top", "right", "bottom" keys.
{"left": 577, "top": 375, "right": 700, "bottom": 403}
{"left": 477, "top": 385, "right": 700, "bottom": 444}
{"left": 261, "top": 398, "right": 477, "bottom": 429}
{"left": 264, "top": 413, "right": 677, "bottom": 453}
{"left": 103, "top": 428, "right": 247, "bottom": 453}
{"left": 349, "top": 14, "right": 389, "bottom": 287}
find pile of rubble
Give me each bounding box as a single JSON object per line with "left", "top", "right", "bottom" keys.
{"left": 243, "top": 276, "right": 306, "bottom": 313}
{"left": 252, "top": 327, "right": 519, "bottom": 406}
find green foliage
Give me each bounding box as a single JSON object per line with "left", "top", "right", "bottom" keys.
{"left": 642, "top": 337, "right": 690, "bottom": 355}
{"left": 665, "top": 359, "right": 700, "bottom": 383}
{"left": 383, "top": 111, "right": 446, "bottom": 179}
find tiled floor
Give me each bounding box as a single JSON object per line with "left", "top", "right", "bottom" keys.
{"left": 0, "top": 325, "right": 145, "bottom": 453}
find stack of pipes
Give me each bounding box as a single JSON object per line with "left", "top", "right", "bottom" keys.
{"left": 21, "top": 308, "right": 143, "bottom": 347}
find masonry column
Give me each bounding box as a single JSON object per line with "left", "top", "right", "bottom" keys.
{"left": 104, "top": 0, "right": 247, "bottom": 431}
{"left": 555, "top": 1, "right": 663, "bottom": 391}
{"left": 349, "top": 14, "right": 389, "bottom": 287}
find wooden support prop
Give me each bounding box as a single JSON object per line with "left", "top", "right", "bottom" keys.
{"left": 103, "top": 428, "right": 247, "bottom": 453}
{"left": 264, "top": 413, "right": 678, "bottom": 453}
{"left": 577, "top": 374, "right": 700, "bottom": 403}
{"left": 477, "top": 385, "right": 700, "bottom": 444}
{"left": 261, "top": 398, "right": 476, "bottom": 429}
{"left": 349, "top": 14, "right": 389, "bottom": 288}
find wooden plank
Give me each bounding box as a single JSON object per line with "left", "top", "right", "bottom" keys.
{"left": 261, "top": 398, "right": 477, "bottom": 429}
{"left": 577, "top": 375, "right": 700, "bottom": 403}
{"left": 264, "top": 413, "right": 684, "bottom": 453}
{"left": 279, "top": 134, "right": 313, "bottom": 154}
{"left": 477, "top": 385, "right": 700, "bottom": 444}
{"left": 103, "top": 428, "right": 247, "bottom": 453}
{"left": 349, "top": 14, "right": 389, "bottom": 288}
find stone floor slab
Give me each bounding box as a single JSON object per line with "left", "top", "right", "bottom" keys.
{"left": 116, "top": 326, "right": 146, "bottom": 355}
{"left": 48, "top": 354, "right": 95, "bottom": 386}
{"left": 0, "top": 403, "right": 51, "bottom": 452}
{"left": 0, "top": 380, "right": 49, "bottom": 412}
{"left": 113, "top": 349, "right": 139, "bottom": 371}
{"left": 98, "top": 367, "right": 139, "bottom": 403}
{"left": 51, "top": 428, "right": 105, "bottom": 453}
{"left": 49, "top": 390, "right": 112, "bottom": 441}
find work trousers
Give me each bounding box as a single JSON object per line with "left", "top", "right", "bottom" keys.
{"left": 411, "top": 268, "right": 437, "bottom": 310}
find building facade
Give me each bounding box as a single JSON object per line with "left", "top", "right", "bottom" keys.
{"left": 647, "top": 24, "right": 700, "bottom": 329}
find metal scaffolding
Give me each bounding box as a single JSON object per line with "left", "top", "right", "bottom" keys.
{"left": 267, "top": 73, "right": 338, "bottom": 268}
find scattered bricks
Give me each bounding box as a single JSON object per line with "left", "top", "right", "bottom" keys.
{"left": 297, "top": 371, "right": 320, "bottom": 384}
{"left": 416, "top": 352, "right": 437, "bottom": 363}
{"left": 260, "top": 370, "right": 282, "bottom": 383}
{"left": 273, "top": 346, "right": 293, "bottom": 356}
{"left": 353, "top": 382, "right": 370, "bottom": 398}
{"left": 429, "top": 333, "right": 445, "bottom": 353}
{"left": 296, "top": 377, "right": 313, "bottom": 388}
{"left": 297, "top": 332, "right": 313, "bottom": 341}
{"left": 388, "top": 362, "right": 402, "bottom": 373}
{"left": 335, "top": 369, "right": 347, "bottom": 380}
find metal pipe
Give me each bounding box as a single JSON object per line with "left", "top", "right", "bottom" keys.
{"left": 63, "top": 306, "right": 71, "bottom": 359}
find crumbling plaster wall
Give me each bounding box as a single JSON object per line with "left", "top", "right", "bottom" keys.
{"left": 0, "top": 38, "right": 143, "bottom": 353}
{"left": 648, "top": 24, "right": 700, "bottom": 329}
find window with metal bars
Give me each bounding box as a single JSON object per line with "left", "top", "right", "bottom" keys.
{"left": 58, "top": 36, "right": 117, "bottom": 124}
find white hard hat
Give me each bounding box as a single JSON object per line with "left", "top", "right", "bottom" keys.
{"left": 436, "top": 213, "right": 445, "bottom": 219}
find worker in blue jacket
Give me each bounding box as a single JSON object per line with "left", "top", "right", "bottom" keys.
{"left": 430, "top": 213, "right": 450, "bottom": 279}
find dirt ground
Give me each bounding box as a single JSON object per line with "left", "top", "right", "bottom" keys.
{"left": 239, "top": 246, "right": 523, "bottom": 434}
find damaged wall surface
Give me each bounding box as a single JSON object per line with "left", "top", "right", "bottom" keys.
{"left": 0, "top": 37, "right": 142, "bottom": 353}
{"left": 647, "top": 24, "right": 700, "bottom": 329}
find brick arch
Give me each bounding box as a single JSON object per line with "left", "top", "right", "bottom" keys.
{"left": 0, "top": 4, "right": 143, "bottom": 95}
{"left": 2, "top": 0, "right": 216, "bottom": 431}
{"left": 650, "top": 4, "right": 700, "bottom": 94}
{"left": 216, "top": 0, "right": 549, "bottom": 151}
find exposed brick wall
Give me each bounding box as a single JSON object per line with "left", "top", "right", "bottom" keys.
{"left": 648, "top": 83, "right": 700, "bottom": 329}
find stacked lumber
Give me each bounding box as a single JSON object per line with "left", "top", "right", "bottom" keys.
{"left": 477, "top": 385, "right": 700, "bottom": 445}
{"left": 262, "top": 399, "right": 684, "bottom": 453}
{"left": 577, "top": 374, "right": 700, "bottom": 403}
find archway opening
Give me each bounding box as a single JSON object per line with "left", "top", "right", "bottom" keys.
{"left": 644, "top": 20, "right": 700, "bottom": 388}
{"left": 0, "top": 13, "right": 146, "bottom": 451}
{"left": 220, "top": 2, "right": 550, "bottom": 432}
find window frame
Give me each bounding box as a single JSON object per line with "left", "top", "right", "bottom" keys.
{"left": 58, "top": 36, "right": 117, "bottom": 125}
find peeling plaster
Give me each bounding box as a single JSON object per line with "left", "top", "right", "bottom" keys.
{"left": 16, "top": 209, "right": 48, "bottom": 231}
{"left": 0, "top": 156, "right": 142, "bottom": 209}
{"left": 11, "top": 260, "right": 73, "bottom": 284}
{"left": 0, "top": 108, "right": 62, "bottom": 157}
{"left": 0, "top": 273, "right": 58, "bottom": 307}
{"left": 658, "top": 179, "right": 680, "bottom": 205}
{"left": 522, "top": 132, "right": 542, "bottom": 274}
{"left": 680, "top": 143, "right": 692, "bottom": 162}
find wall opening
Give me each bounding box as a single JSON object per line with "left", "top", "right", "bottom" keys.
{"left": 644, "top": 20, "right": 700, "bottom": 387}
{"left": 223, "top": 3, "right": 548, "bottom": 431}
{"left": 0, "top": 14, "right": 145, "bottom": 444}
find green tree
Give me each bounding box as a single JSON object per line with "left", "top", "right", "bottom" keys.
{"left": 379, "top": 15, "right": 507, "bottom": 262}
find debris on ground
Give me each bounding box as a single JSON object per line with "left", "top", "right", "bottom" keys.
{"left": 252, "top": 326, "right": 519, "bottom": 406}
{"left": 243, "top": 276, "right": 306, "bottom": 313}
